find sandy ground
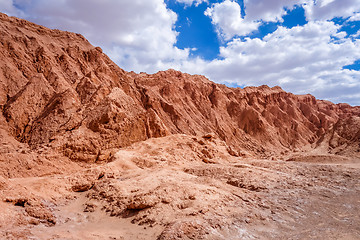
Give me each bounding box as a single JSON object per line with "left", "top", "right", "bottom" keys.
{"left": 1, "top": 134, "right": 359, "bottom": 239}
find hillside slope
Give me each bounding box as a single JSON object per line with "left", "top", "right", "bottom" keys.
{"left": 1, "top": 12, "right": 359, "bottom": 166}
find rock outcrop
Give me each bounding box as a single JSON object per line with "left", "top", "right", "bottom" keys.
{"left": 1, "top": 13, "right": 359, "bottom": 165}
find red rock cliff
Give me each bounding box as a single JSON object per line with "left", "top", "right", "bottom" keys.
{"left": 1, "top": 12, "right": 359, "bottom": 162}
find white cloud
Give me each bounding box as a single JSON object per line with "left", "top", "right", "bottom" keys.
{"left": 182, "top": 21, "right": 360, "bottom": 105}
{"left": 353, "top": 29, "right": 360, "bottom": 38}
{"left": 205, "top": 0, "right": 310, "bottom": 40}
{"left": 304, "top": 0, "right": 360, "bottom": 21}
{"left": 175, "top": 0, "right": 208, "bottom": 7}
{"left": 205, "top": 0, "right": 260, "bottom": 40}
{"left": 2, "top": 0, "right": 190, "bottom": 73}
{"left": 348, "top": 12, "right": 360, "bottom": 21}
{"left": 205, "top": 0, "right": 360, "bottom": 40}
{"left": 243, "top": 0, "right": 307, "bottom": 22}
{"left": 0, "top": 0, "right": 23, "bottom": 16}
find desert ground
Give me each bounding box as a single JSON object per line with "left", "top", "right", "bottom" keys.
{"left": 1, "top": 134, "right": 359, "bottom": 239}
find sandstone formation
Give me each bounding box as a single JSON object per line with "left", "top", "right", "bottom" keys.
{"left": 1, "top": 13, "right": 360, "bottom": 164}
{"left": 0, "top": 12, "right": 360, "bottom": 239}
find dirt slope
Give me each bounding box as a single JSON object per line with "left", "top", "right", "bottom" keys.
{"left": 0, "top": 12, "right": 360, "bottom": 239}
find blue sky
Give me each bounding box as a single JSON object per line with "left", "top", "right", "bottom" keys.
{"left": 1, "top": 0, "right": 360, "bottom": 105}
{"left": 166, "top": 1, "right": 310, "bottom": 60}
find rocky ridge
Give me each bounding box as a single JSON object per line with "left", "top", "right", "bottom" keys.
{"left": 1, "top": 13, "right": 359, "bottom": 166}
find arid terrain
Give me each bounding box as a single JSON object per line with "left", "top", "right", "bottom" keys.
{"left": 0, "top": 12, "right": 360, "bottom": 239}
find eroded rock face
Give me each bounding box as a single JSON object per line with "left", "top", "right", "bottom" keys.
{"left": 0, "top": 13, "right": 168, "bottom": 162}
{"left": 318, "top": 115, "right": 360, "bottom": 158}
{"left": 1, "top": 13, "right": 359, "bottom": 163}
{"left": 1, "top": 13, "right": 360, "bottom": 163}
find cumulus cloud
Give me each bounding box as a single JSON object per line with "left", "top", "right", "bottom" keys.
{"left": 353, "top": 29, "right": 360, "bottom": 38}
{"left": 2, "top": 0, "right": 190, "bottom": 73}
{"left": 304, "top": 0, "right": 360, "bottom": 21}
{"left": 175, "top": 0, "right": 208, "bottom": 7}
{"left": 205, "top": 0, "right": 260, "bottom": 40}
{"left": 205, "top": 0, "right": 309, "bottom": 40}
{"left": 182, "top": 21, "right": 360, "bottom": 105}
{"left": 205, "top": 0, "right": 360, "bottom": 40}
{"left": 348, "top": 12, "right": 360, "bottom": 21}
{"left": 0, "top": 0, "right": 23, "bottom": 16}
{"left": 243, "top": 0, "right": 307, "bottom": 22}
